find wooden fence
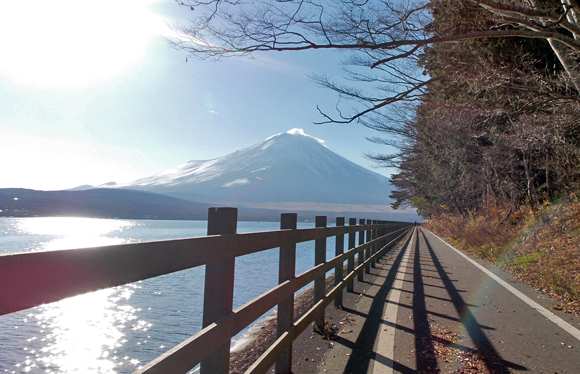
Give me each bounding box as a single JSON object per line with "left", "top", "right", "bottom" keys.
{"left": 0, "top": 207, "right": 413, "bottom": 374}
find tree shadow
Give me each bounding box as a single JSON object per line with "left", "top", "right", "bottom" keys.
{"left": 412, "top": 229, "right": 438, "bottom": 372}
{"left": 420, "top": 229, "right": 527, "bottom": 372}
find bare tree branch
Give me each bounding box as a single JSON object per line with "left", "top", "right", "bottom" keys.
{"left": 171, "top": 0, "right": 580, "bottom": 124}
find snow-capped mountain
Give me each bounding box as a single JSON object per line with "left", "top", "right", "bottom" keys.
{"left": 107, "top": 129, "right": 393, "bottom": 206}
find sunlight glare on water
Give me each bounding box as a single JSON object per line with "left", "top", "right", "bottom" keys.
{"left": 26, "top": 286, "right": 143, "bottom": 373}
{"left": 19, "top": 217, "right": 132, "bottom": 241}
{"left": 1, "top": 217, "right": 148, "bottom": 373}
{"left": 14, "top": 217, "right": 136, "bottom": 251}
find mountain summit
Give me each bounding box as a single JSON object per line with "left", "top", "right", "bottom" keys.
{"left": 109, "top": 129, "right": 392, "bottom": 207}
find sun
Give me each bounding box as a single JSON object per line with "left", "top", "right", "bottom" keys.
{"left": 0, "top": 0, "right": 169, "bottom": 90}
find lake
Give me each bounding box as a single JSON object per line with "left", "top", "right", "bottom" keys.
{"left": 0, "top": 217, "right": 341, "bottom": 373}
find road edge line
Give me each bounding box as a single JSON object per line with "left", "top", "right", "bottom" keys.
{"left": 425, "top": 229, "right": 580, "bottom": 342}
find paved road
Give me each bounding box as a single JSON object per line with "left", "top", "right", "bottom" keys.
{"left": 314, "top": 227, "right": 580, "bottom": 374}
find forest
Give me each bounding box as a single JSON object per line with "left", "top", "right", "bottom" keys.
{"left": 388, "top": 0, "right": 580, "bottom": 218}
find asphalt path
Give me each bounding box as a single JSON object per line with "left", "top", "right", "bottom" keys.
{"left": 315, "top": 227, "right": 580, "bottom": 373}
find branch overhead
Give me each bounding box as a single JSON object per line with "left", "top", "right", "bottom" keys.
{"left": 172, "top": 0, "right": 580, "bottom": 123}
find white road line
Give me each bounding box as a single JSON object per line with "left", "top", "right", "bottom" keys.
{"left": 426, "top": 229, "right": 580, "bottom": 342}
{"left": 372, "top": 228, "right": 415, "bottom": 374}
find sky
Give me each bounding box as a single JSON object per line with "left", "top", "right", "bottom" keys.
{"left": 0, "top": 0, "right": 397, "bottom": 191}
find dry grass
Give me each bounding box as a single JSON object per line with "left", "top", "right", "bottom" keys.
{"left": 505, "top": 194, "right": 580, "bottom": 315}
{"left": 424, "top": 203, "right": 524, "bottom": 262}
{"left": 424, "top": 193, "right": 580, "bottom": 316}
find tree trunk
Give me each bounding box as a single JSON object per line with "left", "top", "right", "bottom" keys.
{"left": 532, "top": 0, "right": 580, "bottom": 95}
{"left": 547, "top": 39, "right": 580, "bottom": 95}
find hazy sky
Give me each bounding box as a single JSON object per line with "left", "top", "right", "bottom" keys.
{"left": 0, "top": 0, "right": 397, "bottom": 191}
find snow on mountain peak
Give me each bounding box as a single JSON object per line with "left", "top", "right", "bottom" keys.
{"left": 264, "top": 128, "right": 325, "bottom": 145}
{"left": 287, "top": 128, "right": 305, "bottom": 135}
{"left": 286, "top": 128, "right": 325, "bottom": 144}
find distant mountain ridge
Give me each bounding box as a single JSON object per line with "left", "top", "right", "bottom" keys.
{"left": 0, "top": 188, "right": 213, "bottom": 220}
{"left": 104, "top": 129, "right": 393, "bottom": 206}
{"left": 0, "top": 188, "right": 419, "bottom": 222}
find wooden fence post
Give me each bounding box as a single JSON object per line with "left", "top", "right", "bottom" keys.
{"left": 314, "top": 216, "right": 326, "bottom": 333}
{"left": 358, "top": 218, "right": 365, "bottom": 281}
{"left": 365, "top": 219, "right": 372, "bottom": 274}
{"left": 276, "top": 213, "right": 297, "bottom": 374}
{"left": 372, "top": 220, "right": 377, "bottom": 267}
{"left": 378, "top": 222, "right": 385, "bottom": 262}
{"left": 201, "top": 207, "right": 237, "bottom": 374}
{"left": 381, "top": 222, "right": 390, "bottom": 257}
{"left": 347, "top": 218, "right": 356, "bottom": 292}
{"left": 334, "top": 217, "right": 345, "bottom": 307}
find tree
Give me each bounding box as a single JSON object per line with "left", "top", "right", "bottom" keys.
{"left": 472, "top": 0, "right": 580, "bottom": 93}
{"left": 388, "top": 0, "right": 580, "bottom": 213}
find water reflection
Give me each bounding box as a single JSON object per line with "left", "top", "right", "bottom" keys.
{"left": 16, "top": 217, "right": 133, "bottom": 237}
{"left": 15, "top": 217, "right": 135, "bottom": 251}
{"left": 1, "top": 217, "right": 145, "bottom": 373}
{"left": 28, "top": 286, "right": 142, "bottom": 373}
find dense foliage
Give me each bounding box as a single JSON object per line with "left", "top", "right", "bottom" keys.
{"left": 388, "top": 0, "right": 580, "bottom": 216}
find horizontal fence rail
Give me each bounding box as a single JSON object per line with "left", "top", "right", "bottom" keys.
{"left": 0, "top": 207, "right": 413, "bottom": 374}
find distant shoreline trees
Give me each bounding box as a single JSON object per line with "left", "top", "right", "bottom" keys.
{"left": 172, "top": 0, "right": 580, "bottom": 217}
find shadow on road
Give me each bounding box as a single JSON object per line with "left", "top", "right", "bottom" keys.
{"left": 339, "top": 230, "right": 416, "bottom": 373}
{"left": 419, "top": 229, "right": 527, "bottom": 373}
{"left": 412, "top": 230, "right": 439, "bottom": 372}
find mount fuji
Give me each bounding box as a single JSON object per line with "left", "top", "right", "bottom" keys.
{"left": 104, "top": 129, "right": 394, "bottom": 210}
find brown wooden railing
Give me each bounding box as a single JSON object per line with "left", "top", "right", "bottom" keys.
{"left": 0, "top": 207, "right": 413, "bottom": 374}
